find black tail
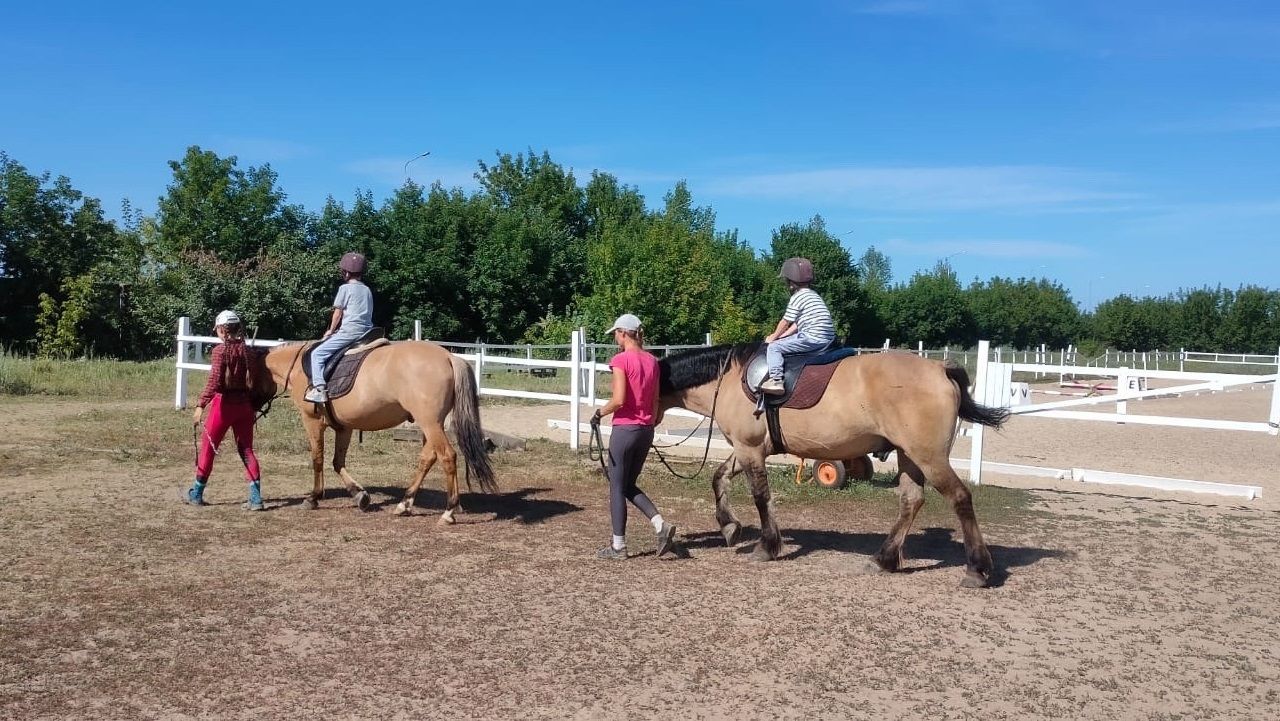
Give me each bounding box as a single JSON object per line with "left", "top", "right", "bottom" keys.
{"left": 450, "top": 356, "right": 498, "bottom": 493}
{"left": 945, "top": 361, "right": 1010, "bottom": 429}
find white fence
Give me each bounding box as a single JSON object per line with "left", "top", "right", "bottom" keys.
{"left": 968, "top": 339, "right": 1280, "bottom": 499}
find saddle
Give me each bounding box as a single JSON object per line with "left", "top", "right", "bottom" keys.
{"left": 302, "top": 328, "right": 390, "bottom": 401}
{"left": 741, "top": 344, "right": 859, "bottom": 409}
{"left": 742, "top": 343, "right": 859, "bottom": 456}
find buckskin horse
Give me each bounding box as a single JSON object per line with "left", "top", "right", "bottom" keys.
{"left": 657, "top": 344, "right": 1009, "bottom": 587}
{"left": 261, "top": 340, "right": 497, "bottom": 523}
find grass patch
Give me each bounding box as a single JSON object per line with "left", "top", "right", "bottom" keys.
{"left": 0, "top": 353, "right": 173, "bottom": 398}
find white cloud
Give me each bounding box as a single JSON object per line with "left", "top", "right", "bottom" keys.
{"left": 882, "top": 238, "right": 1090, "bottom": 259}
{"left": 705, "top": 165, "right": 1139, "bottom": 213}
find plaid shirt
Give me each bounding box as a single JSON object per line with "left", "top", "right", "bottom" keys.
{"left": 198, "top": 343, "right": 252, "bottom": 408}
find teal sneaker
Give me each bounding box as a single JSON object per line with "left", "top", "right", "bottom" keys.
{"left": 244, "top": 481, "right": 264, "bottom": 511}
{"left": 184, "top": 483, "right": 207, "bottom": 506}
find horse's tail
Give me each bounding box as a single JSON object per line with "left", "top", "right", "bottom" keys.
{"left": 449, "top": 355, "right": 498, "bottom": 493}
{"left": 944, "top": 361, "right": 1010, "bottom": 429}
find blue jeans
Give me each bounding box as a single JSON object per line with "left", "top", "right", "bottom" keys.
{"left": 310, "top": 327, "right": 368, "bottom": 386}
{"left": 767, "top": 334, "right": 831, "bottom": 379}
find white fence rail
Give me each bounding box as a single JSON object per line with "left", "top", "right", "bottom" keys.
{"left": 969, "top": 339, "right": 1280, "bottom": 499}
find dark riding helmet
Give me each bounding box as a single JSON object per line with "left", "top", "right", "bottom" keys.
{"left": 779, "top": 257, "right": 814, "bottom": 284}
{"left": 339, "top": 252, "right": 368, "bottom": 275}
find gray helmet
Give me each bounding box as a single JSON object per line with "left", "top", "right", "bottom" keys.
{"left": 779, "top": 257, "right": 814, "bottom": 284}
{"left": 339, "top": 252, "right": 367, "bottom": 274}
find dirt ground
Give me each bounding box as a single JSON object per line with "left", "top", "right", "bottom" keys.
{"left": 3, "top": 397, "right": 1280, "bottom": 720}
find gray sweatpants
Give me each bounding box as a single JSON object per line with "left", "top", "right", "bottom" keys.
{"left": 607, "top": 424, "right": 659, "bottom": 537}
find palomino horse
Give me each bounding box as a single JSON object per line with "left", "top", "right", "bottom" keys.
{"left": 262, "top": 341, "right": 497, "bottom": 522}
{"left": 657, "top": 344, "right": 1009, "bottom": 587}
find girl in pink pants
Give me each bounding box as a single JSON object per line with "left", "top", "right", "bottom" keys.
{"left": 186, "top": 310, "right": 266, "bottom": 510}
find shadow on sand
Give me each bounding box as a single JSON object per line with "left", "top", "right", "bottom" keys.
{"left": 273, "top": 485, "right": 581, "bottom": 525}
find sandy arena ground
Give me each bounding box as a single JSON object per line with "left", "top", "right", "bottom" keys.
{"left": 2, "top": 395, "right": 1279, "bottom": 720}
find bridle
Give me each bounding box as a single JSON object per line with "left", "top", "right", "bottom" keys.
{"left": 256, "top": 342, "right": 306, "bottom": 422}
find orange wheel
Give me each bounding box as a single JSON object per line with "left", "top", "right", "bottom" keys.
{"left": 813, "top": 460, "right": 847, "bottom": 490}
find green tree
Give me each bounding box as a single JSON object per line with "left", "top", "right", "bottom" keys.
{"left": 155, "top": 146, "right": 296, "bottom": 263}
{"left": 1, "top": 153, "right": 120, "bottom": 349}
{"left": 968, "top": 277, "right": 1080, "bottom": 348}
{"left": 882, "top": 262, "right": 974, "bottom": 347}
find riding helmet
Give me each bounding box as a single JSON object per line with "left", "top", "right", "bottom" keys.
{"left": 779, "top": 257, "right": 815, "bottom": 284}
{"left": 339, "top": 252, "right": 368, "bottom": 274}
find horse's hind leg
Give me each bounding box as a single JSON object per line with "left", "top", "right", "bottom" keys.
{"left": 922, "top": 457, "right": 994, "bottom": 588}
{"left": 395, "top": 423, "right": 442, "bottom": 518}
{"left": 303, "top": 417, "right": 325, "bottom": 510}
{"left": 743, "top": 456, "right": 782, "bottom": 561}
{"left": 868, "top": 455, "right": 926, "bottom": 573}
{"left": 711, "top": 456, "right": 745, "bottom": 546}
{"left": 432, "top": 424, "right": 460, "bottom": 525}
{"left": 332, "top": 428, "right": 371, "bottom": 511}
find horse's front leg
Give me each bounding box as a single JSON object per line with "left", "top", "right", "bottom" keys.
{"left": 332, "top": 428, "right": 371, "bottom": 510}
{"left": 711, "top": 456, "right": 745, "bottom": 546}
{"left": 303, "top": 417, "right": 325, "bottom": 510}
{"left": 743, "top": 456, "right": 782, "bottom": 561}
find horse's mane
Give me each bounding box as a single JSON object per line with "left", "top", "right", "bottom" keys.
{"left": 659, "top": 342, "right": 761, "bottom": 393}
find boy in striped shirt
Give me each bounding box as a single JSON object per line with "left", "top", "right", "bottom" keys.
{"left": 761, "top": 257, "right": 836, "bottom": 394}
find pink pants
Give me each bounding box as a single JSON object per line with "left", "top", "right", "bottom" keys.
{"left": 197, "top": 394, "right": 261, "bottom": 481}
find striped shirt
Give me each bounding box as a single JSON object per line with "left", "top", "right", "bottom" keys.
{"left": 782, "top": 288, "right": 836, "bottom": 343}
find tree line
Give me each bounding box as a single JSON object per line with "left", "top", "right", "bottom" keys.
{"left": 2, "top": 147, "right": 1278, "bottom": 359}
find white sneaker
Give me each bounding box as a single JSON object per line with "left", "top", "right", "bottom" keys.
{"left": 759, "top": 378, "right": 785, "bottom": 395}
{"left": 305, "top": 386, "right": 329, "bottom": 403}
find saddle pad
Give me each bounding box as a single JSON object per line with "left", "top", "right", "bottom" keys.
{"left": 741, "top": 360, "right": 844, "bottom": 410}
{"left": 323, "top": 343, "right": 389, "bottom": 400}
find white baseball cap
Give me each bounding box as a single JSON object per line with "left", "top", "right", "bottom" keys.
{"left": 215, "top": 309, "right": 241, "bottom": 327}
{"left": 606, "top": 313, "right": 642, "bottom": 333}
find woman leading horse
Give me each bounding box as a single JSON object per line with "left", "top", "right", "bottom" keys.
{"left": 657, "top": 344, "right": 1009, "bottom": 588}
{"left": 262, "top": 340, "right": 497, "bottom": 523}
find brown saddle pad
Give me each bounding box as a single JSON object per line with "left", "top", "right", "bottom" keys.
{"left": 325, "top": 339, "right": 391, "bottom": 400}
{"left": 740, "top": 361, "right": 842, "bottom": 410}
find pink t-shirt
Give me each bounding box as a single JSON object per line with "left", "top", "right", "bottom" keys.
{"left": 609, "top": 349, "right": 660, "bottom": 426}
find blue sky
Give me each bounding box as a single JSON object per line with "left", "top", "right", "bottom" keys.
{"left": 4, "top": 0, "right": 1279, "bottom": 308}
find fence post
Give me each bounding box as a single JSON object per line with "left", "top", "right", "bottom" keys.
{"left": 1116, "top": 366, "right": 1130, "bottom": 418}
{"left": 569, "top": 329, "right": 582, "bottom": 450}
{"left": 587, "top": 344, "right": 597, "bottom": 408}
{"left": 175, "top": 316, "right": 191, "bottom": 409}
{"left": 969, "top": 340, "right": 991, "bottom": 486}
{"left": 705, "top": 332, "right": 713, "bottom": 346}
{"left": 917, "top": 340, "right": 924, "bottom": 357}
{"left": 474, "top": 342, "right": 484, "bottom": 390}
{"left": 883, "top": 338, "right": 890, "bottom": 350}
{"left": 1269, "top": 346, "right": 1280, "bottom": 436}
{"left": 413, "top": 319, "right": 422, "bottom": 341}
{"left": 526, "top": 344, "right": 532, "bottom": 360}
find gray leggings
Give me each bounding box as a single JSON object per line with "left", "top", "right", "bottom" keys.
{"left": 607, "top": 424, "right": 659, "bottom": 536}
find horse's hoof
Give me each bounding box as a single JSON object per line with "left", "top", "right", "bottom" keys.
{"left": 303, "top": 498, "right": 318, "bottom": 511}
{"left": 858, "top": 559, "right": 889, "bottom": 575}
{"left": 720, "top": 522, "right": 742, "bottom": 547}
{"left": 353, "top": 491, "right": 371, "bottom": 511}
{"left": 750, "top": 545, "right": 775, "bottom": 562}
{"left": 437, "top": 511, "right": 456, "bottom": 526}
{"left": 394, "top": 502, "right": 412, "bottom": 517}
{"left": 960, "top": 572, "right": 989, "bottom": 589}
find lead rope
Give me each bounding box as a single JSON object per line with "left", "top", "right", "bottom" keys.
{"left": 650, "top": 354, "right": 730, "bottom": 481}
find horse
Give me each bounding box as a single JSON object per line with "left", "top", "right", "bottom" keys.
{"left": 657, "top": 344, "right": 1009, "bottom": 588}
{"left": 261, "top": 340, "right": 497, "bottom": 523}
